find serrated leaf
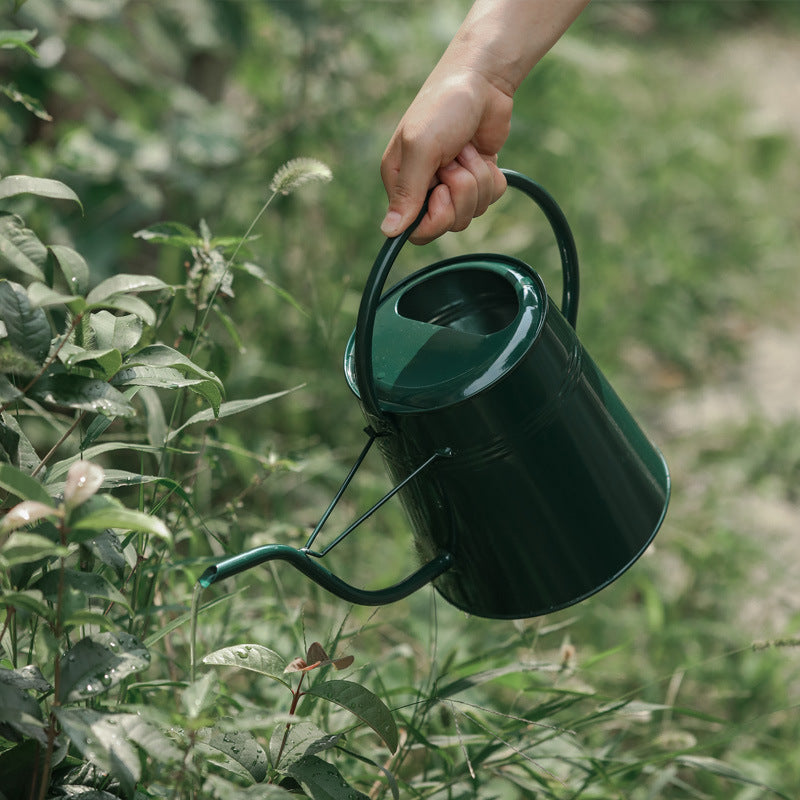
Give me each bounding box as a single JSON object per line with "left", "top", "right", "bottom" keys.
{"left": 304, "top": 680, "right": 398, "bottom": 753}
{"left": 203, "top": 644, "right": 288, "bottom": 684}
{"left": 48, "top": 244, "right": 90, "bottom": 295}
{"left": 0, "top": 280, "right": 51, "bottom": 365}
{"left": 68, "top": 495, "right": 171, "bottom": 542}
{"left": 30, "top": 374, "right": 135, "bottom": 417}
{"left": 200, "top": 726, "right": 268, "bottom": 783}
{"left": 166, "top": 387, "right": 300, "bottom": 442}
{"left": 287, "top": 754, "right": 369, "bottom": 800}
{"left": 0, "top": 213, "right": 47, "bottom": 281}
{"left": 85, "top": 274, "right": 168, "bottom": 305}
{"left": 0, "top": 461, "right": 53, "bottom": 504}
{"left": 58, "top": 632, "right": 151, "bottom": 702}
{"left": 0, "top": 176, "right": 82, "bottom": 210}
{"left": 54, "top": 708, "right": 139, "bottom": 798}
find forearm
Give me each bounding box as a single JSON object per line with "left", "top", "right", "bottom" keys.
{"left": 441, "top": 0, "right": 591, "bottom": 96}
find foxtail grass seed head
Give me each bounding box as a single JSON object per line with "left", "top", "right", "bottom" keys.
{"left": 269, "top": 158, "right": 332, "bottom": 196}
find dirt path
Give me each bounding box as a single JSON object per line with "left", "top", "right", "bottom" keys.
{"left": 661, "top": 28, "right": 800, "bottom": 633}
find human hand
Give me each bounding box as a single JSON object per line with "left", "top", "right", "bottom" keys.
{"left": 380, "top": 66, "right": 512, "bottom": 244}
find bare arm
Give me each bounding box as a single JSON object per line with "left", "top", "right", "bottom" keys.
{"left": 380, "top": 0, "right": 590, "bottom": 243}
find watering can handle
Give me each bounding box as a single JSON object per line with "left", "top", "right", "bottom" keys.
{"left": 355, "top": 169, "right": 580, "bottom": 420}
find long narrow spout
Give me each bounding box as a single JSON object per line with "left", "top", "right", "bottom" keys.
{"left": 198, "top": 543, "right": 453, "bottom": 607}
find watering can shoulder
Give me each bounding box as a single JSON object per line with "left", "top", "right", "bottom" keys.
{"left": 344, "top": 256, "right": 549, "bottom": 412}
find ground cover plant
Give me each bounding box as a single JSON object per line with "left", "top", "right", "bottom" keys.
{"left": 2, "top": 1, "right": 800, "bottom": 798}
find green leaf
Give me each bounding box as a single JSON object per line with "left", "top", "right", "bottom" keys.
{"left": 133, "top": 221, "right": 201, "bottom": 247}
{"left": 0, "top": 280, "right": 51, "bottom": 365}
{"left": 0, "top": 213, "right": 47, "bottom": 281}
{"left": 269, "top": 721, "right": 336, "bottom": 769}
{"left": 85, "top": 274, "right": 168, "bottom": 305}
{"left": 304, "top": 680, "right": 398, "bottom": 753}
{"left": 58, "top": 344, "right": 123, "bottom": 379}
{"left": 166, "top": 387, "right": 300, "bottom": 442}
{"left": 287, "top": 755, "right": 369, "bottom": 800}
{"left": 202, "top": 644, "right": 288, "bottom": 684}
{"left": 68, "top": 495, "right": 171, "bottom": 542}
{"left": 112, "top": 365, "right": 217, "bottom": 393}
{"left": 182, "top": 671, "right": 218, "bottom": 720}
{"left": 0, "top": 415, "right": 39, "bottom": 474}
{"left": 0, "top": 462, "right": 53, "bottom": 504}
{"left": 0, "top": 176, "right": 81, "bottom": 210}
{"left": 48, "top": 244, "right": 90, "bottom": 295}
{"left": 200, "top": 726, "right": 268, "bottom": 783}
{"left": 0, "top": 664, "right": 51, "bottom": 693}
{"left": 0, "top": 375, "right": 23, "bottom": 405}
{"left": 25, "top": 281, "right": 84, "bottom": 310}
{"left": 58, "top": 632, "right": 151, "bottom": 702}
{"left": 0, "top": 534, "right": 69, "bottom": 569}
{"left": 0, "top": 29, "right": 38, "bottom": 54}
{"left": 90, "top": 311, "right": 143, "bottom": 354}
{"left": 0, "top": 589, "right": 51, "bottom": 618}
{"left": 54, "top": 708, "right": 140, "bottom": 798}
{"left": 0, "top": 681, "right": 46, "bottom": 743}
{"left": 33, "top": 569, "right": 130, "bottom": 612}
{"left": 87, "top": 293, "right": 156, "bottom": 327}
{"left": 30, "top": 374, "right": 135, "bottom": 417}
{"left": 0, "top": 500, "right": 61, "bottom": 534}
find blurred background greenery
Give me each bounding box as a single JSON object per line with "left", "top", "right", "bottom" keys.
{"left": 2, "top": 1, "right": 799, "bottom": 797}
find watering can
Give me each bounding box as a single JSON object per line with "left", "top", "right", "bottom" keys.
{"left": 199, "top": 170, "right": 670, "bottom": 618}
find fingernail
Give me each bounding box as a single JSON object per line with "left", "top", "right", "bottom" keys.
{"left": 381, "top": 211, "right": 402, "bottom": 237}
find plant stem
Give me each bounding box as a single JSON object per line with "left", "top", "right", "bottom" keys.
{"left": 273, "top": 672, "right": 305, "bottom": 771}
{"left": 31, "top": 412, "right": 85, "bottom": 478}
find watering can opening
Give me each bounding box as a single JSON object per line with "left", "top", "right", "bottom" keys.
{"left": 397, "top": 266, "right": 519, "bottom": 336}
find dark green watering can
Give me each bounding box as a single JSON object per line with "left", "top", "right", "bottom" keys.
{"left": 199, "top": 170, "right": 670, "bottom": 618}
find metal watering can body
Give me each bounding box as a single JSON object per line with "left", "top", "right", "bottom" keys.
{"left": 199, "top": 170, "right": 670, "bottom": 619}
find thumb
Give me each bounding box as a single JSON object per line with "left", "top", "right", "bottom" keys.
{"left": 380, "top": 152, "right": 437, "bottom": 238}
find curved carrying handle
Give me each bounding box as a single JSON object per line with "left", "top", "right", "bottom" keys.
{"left": 354, "top": 169, "right": 581, "bottom": 420}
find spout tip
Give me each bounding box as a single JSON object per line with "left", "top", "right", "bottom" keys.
{"left": 198, "top": 565, "right": 218, "bottom": 588}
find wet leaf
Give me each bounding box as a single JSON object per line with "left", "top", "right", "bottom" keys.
{"left": 30, "top": 374, "right": 135, "bottom": 418}
{"left": 0, "top": 500, "right": 61, "bottom": 534}
{"left": 200, "top": 726, "right": 268, "bottom": 782}
{"left": 269, "top": 721, "right": 338, "bottom": 769}
{"left": 0, "top": 589, "right": 51, "bottom": 619}
{"left": 287, "top": 754, "right": 369, "bottom": 800}
{"left": 0, "top": 664, "right": 51, "bottom": 693}
{"left": 203, "top": 644, "right": 288, "bottom": 684}
{"left": 90, "top": 311, "right": 143, "bottom": 354}
{"left": 58, "top": 632, "right": 151, "bottom": 702}
{"left": 58, "top": 344, "right": 122, "bottom": 379}
{"left": 182, "top": 671, "right": 218, "bottom": 720}
{"left": 304, "top": 680, "right": 398, "bottom": 753}
{"left": 63, "top": 460, "right": 105, "bottom": 510}
{"left": 54, "top": 708, "right": 160, "bottom": 798}
{"left": 26, "top": 281, "right": 83, "bottom": 309}
{"left": 48, "top": 244, "right": 90, "bottom": 295}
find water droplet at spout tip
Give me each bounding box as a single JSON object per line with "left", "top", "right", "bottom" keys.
{"left": 198, "top": 566, "right": 218, "bottom": 588}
